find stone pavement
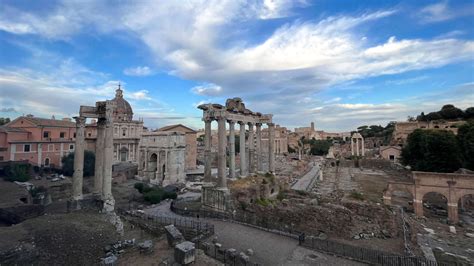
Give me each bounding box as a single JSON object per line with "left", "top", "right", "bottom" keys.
{"left": 291, "top": 162, "right": 321, "bottom": 192}
{"left": 313, "top": 166, "right": 360, "bottom": 196}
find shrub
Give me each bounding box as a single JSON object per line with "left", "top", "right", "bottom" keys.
{"left": 255, "top": 198, "right": 272, "bottom": 207}
{"left": 134, "top": 182, "right": 145, "bottom": 193}
{"left": 350, "top": 191, "right": 365, "bottom": 201}
{"left": 143, "top": 190, "right": 164, "bottom": 204}
{"left": 276, "top": 191, "right": 286, "bottom": 201}
{"left": 4, "top": 164, "right": 31, "bottom": 182}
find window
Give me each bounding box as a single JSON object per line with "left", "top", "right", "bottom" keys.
{"left": 73, "top": 133, "right": 76, "bottom": 138}
{"left": 24, "top": 144, "right": 30, "bottom": 152}
{"left": 69, "top": 144, "right": 74, "bottom": 150}
{"left": 88, "top": 133, "right": 92, "bottom": 137}
{"left": 44, "top": 158, "right": 50, "bottom": 166}
{"left": 60, "top": 132, "right": 65, "bottom": 138}
{"left": 43, "top": 131, "right": 50, "bottom": 138}
{"left": 0, "top": 156, "right": 4, "bottom": 161}
{"left": 389, "top": 155, "right": 395, "bottom": 161}
{"left": 122, "top": 128, "right": 127, "bottom": 136}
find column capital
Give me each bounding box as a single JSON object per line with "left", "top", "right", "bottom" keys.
{"left": 203, "top": 117, "right": 213, "bottom": 123}
{"left": 227, "top": 120, "right": 236, "bottom": 125}
{"left": 74, "top": 116, "right": 87, "bottom": 125}
{"left": 247, "top": 122, "right": 254, "bottom": 127}
{"left": 238, "top": 121, "right": 246, "bottom": 126}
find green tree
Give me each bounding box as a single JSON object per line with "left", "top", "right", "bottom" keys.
{"left": 309, "top": 139, "right": 332, "bottom": 155}
{"left": 0, "top": 117, "right": 11, "bottom": 126}
{"left": 439, "top": 104, "right": 464, "bottom": 120}
{"left": 401, "top": 129, "right": 462, "bottom": 173}
{"left": 465, "top": 107, "right": 474, "bottom": 120}
{"left": 457, "top": 122, "right": 474, "bottom": 170}
{"left": 61, "top": 150, "right": 95, "bottom": 176}
{"left": 3, "top": 163, "right": 31, "bottom": 182}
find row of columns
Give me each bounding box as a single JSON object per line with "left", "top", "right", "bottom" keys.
{"left": 204, "top": 118, "right": 275, "bottom": 188}
{"left": 72, "top": 110, "right": 115, "bottom": 209}
{"left": 351, "top": 137, "right": 365, "bottom": 156}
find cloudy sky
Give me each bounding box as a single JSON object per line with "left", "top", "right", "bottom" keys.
{"left": 0, "top": 0, "right": 473, "bottom": 131}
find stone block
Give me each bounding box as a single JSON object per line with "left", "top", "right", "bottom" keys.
{"left": 174, "top": 241, "right": 195, "bottom": 265}
{"left": 164, "top": 224, "right": 184, "bottom": 247}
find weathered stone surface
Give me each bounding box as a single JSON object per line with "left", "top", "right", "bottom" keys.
{"left": 138, "top": 240, "right": 153, "bottom": 254}
{"left": 174, "top": 241, "right": 195, "bottom": 265}
{"left": 164, "top": 225, "right": 184, "bottom": 247}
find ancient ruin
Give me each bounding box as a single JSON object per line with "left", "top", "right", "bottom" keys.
{"left": 350, "top": 132, "right": 365, "bottom": 156}
{"left": 137, "top": 131, "right": 186, "bottom": 186}
{"left": 72, "top": 100, "right": 116, "bottom": 212}
{"left": 384, "top": 171, "right": 474, "bottom": 223}
{"left": 198, "top": 98, "right": 274, "bottom": 211}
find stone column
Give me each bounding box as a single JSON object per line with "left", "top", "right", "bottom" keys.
{"left": 361, "top": 138, "right": 365, "bottom": 156}
{"left": 102, "top": 102, "right": 115, "bottom": 211}
{"left": 204, "top": 118, "right": 212, "bottom": 182}
{"left": 72, "top": 116, "right": 86, "bottom": 200}
{"left": 228, "top": 120, "right": 236, "bottom": 179}
{"left": 248, "top": 123, "right": 255, "bottom": 174}
{"left": 351, "top": 138, "right": 354, "bottom": 156}
{"left": 256, "top": 123, "right": 262, "bottom": 172}
{"left": 356, "top": 138, "right": 360, "bottom": 156}
{"left": 217, "top": 117, "right": 227, "bottom": 188}
{"left": 93, "top": 119, "right": 105, "bottom": 195}
{"left": 239, "top": 122, "right": 247, "bottom": 177}
{"left": 268, "top": 123, "right": 275, "bottom": 173}
{"left": 413, "top": 199, "right": 423, "bottom": 217}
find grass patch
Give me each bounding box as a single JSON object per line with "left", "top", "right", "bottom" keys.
{"left": 350, "top": 191, "right": 365, "bottom": 201}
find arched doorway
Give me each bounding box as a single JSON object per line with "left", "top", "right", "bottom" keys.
{"left": 422, "top": 192, "right": 448, "bottom": 219}
{"left": 458, "top": 194, "right": 474, "bottom": 224}
{"left": 148, "top": 153, "right": 157, "bottom": 179}
{"left": 44, "top": 158, "right": 50, "bottom": 167}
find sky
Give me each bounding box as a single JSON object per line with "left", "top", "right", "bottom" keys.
{"left": 0, "top": 0, "right": 473, "bottom": 132}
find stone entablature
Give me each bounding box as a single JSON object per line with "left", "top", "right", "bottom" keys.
{"left": 137, "top": 132, "right": 186, "bottom": 186}
{"left": 383, "top": 171, "right": 474, "bottom": 223}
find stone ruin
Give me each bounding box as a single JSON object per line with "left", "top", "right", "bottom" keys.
{"left": 198, "top": 98, "right": 275, "bottom": 212}
{"left": 71, "top": 100, "right": 116, "bottom": 212}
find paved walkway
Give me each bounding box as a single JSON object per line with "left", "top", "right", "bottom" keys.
{"left": 143, "top": 200, "right": 365, "bottom": 265}
{"left": 291, "top": 162, "right": 321, "bottom": 191}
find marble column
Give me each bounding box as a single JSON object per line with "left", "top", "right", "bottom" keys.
{"left": 361, "top": 138, "right": 365, "bottom": 156}
{"left": 351, "top": 138, "right": 354, "bottom": 156}
{"left": 268, "top": 123, "right": 275, "bottom": 173}
{"left": 248, "top": 122, "right": 255, "bottom": 174}
{"left": 102, "top": 102, "right": 115, "bottom": 211}
{"left": 356, "top": 138, "right": 360, "bottom": 156}
{"left": 228, "top": 120, "right": 236, "bottom": 179}
{"left": 217, "top": 117, "right": 227, "bottom": 188}
{"left": 256, "top": 123, "right": 262, "bottom": 172}
{"left": 239, "top": 122, "right": 247, "bottom": 177}
{"left": 204, "top": 118, "right": 212, "bottom": 182}
{"left": 93, "top": 119, "right": 105, "bottom": 195}
{"left": 72, "top": 116, "right": 86, "bottom": 200}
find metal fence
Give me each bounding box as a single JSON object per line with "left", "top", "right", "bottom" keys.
{"left": 301, "top": 236, "right": 440, "bottom": 266}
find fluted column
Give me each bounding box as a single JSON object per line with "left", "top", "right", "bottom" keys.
{"left": 256, "top": 123, "right": 262, "bottom": 172}
{"left": 102, "top": 102, "right": 115, "bottom": 211}
{"left": 72, "top": 116, "right": 86, "bottom": 200}
{"left": 204, "top": 118, "right": 212, "bottom": 182}
{"left": 217, "top": 117, "right": 227, "bottom": 188}
{"left": 248, "top": 122, "right": 255, "bottom": 174}
{"left": 239, "top": 122, "right": 247, "bottom": 177}
{"left": 228, "top": 120, "right": 236, "bottom": 179}
{"left": 356, "top": 138, "right": 360, "bottom": 156}
{"left": 268, "top": 123, "right": 275, "bottom": 173}
{"left": 93, "top": 119, "right": 105, "bottom": 195}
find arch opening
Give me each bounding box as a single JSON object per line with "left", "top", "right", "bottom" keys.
{"left": 422, "top": 192, "right": 448, "bottom": 218}
{"left": 458, "top": 194, "right": 474, "bottom": 225}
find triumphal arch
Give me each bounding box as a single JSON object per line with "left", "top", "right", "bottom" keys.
{"left": 383, "top": 171, "right": 474, "bottom": 223}
{"left": 198, "top": 97, "right": 275, "bottom": 211}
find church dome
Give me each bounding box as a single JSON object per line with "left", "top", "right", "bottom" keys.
{"left": 111, "top": 85, "right": 133, "bottom": 122}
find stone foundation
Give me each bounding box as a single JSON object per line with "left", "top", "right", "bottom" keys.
{"left": 201, "top": 185, "right": 231, "bottom": 212}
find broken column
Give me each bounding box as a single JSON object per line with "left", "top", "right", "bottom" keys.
{"left": 72, "top": 116, "right": 86, "bottom": 200}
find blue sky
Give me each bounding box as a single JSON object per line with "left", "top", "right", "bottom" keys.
{"left": 0, "top": 0, "right": 473, "bottom": 131}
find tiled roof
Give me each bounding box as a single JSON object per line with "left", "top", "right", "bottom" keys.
{"left": 0, "top": 126, "right": 29, "bottom": 133}
{"left": 22, "top": 116, "right": 75, "bottom": 127}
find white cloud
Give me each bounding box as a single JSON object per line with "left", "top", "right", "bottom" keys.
{"left": 129, "top": 90, "right": 152, "bottom": 100}
{"left": 123, "top": 66, "right": 153, "bottom": 76}
{"left": 419, "top": 1, "right": 474, "bottom": 23}
{"left": 191, "top": 84, "right": 223, "bottom": 96}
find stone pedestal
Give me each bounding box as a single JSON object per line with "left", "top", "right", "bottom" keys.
{"left": 174, "top": 241, "right": 195, "bottom": 265}
{"left": 165, "top": 224, "right": 184, "bottom": 247}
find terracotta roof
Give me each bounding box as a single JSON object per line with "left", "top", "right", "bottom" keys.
{"left": 156, "top": 124, "right": 197, "bottom": 133}
{"left": 20, "top": 116, "right": 76, "bottom": 127}
{"left": 0, "top": 126, "right": 29, "bottom": 133}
